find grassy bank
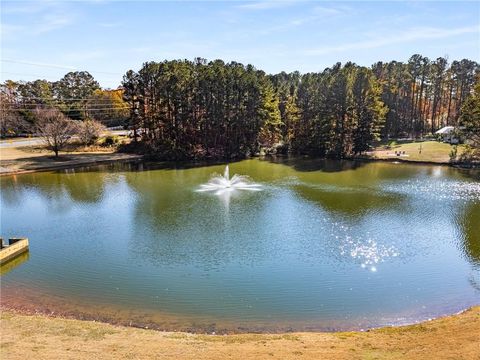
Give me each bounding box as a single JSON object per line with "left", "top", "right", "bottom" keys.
{"left": 370, "top": 140, "right": 461, "bottom": 164}
{"left": 1, "top": 307, "right": 479, "bottom": 359}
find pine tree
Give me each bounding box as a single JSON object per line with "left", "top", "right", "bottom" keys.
{"left": 459, "top": 78, "right": 480, "bottom": 149}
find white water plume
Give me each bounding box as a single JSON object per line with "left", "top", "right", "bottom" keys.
{"left": 197, "top": 165, "right": 262, "bottom": 198}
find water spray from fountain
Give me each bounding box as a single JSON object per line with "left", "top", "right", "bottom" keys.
{"left": 197, "top": 165, "right": 262, "bottom": 196}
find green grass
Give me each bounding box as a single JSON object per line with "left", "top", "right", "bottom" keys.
{"left": 373, "top": 140, "right": 464, "bottom": 163}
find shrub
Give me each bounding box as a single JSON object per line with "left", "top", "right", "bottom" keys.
{"left": 77, "top": 119, "right": 106, "bottom": 146}
{"left": 458, "top": 145, "right": 480, "bottom": 163}
{"left": 449, "top": 145, "right": 458, "bottom": 162}
{"left": 102, "top": 135, "right": 119, "bottom": 147}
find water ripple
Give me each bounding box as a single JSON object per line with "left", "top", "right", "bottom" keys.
{"left": 382, "top": 179, "right": 480, "bottom": 202}
{"left": 339, "top": 237, "right": 399, "bottom": 272}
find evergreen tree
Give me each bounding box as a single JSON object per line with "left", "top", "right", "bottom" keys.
{"left": 459, "top": 78, "right": 480, "bottom": 149}
{"left": 351, "top": 68, "right": 387, "bottom": 154}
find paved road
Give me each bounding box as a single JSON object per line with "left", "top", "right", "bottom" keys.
{"left": 0, "top": 130, "right": 130, "bottom": 148}
{"left": 0, "top": 138, "right": 44, "bottom": 148}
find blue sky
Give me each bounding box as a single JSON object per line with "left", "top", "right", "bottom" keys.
{"left": 1, "top": 1, "right": 479, "bottom": 88}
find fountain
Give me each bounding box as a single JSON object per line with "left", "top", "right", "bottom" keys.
{"left": 197, "top": 165, "right": 262, "bottom": 196}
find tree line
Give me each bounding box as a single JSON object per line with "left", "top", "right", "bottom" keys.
{"left": 372, "top": 56, "right": 478, "bottom": 138}
{"left": 122, "top": 58, "right": 281, "bottom": 159}
{"left": 1, "top": 71, "right": 129, "bottom": 136}
{"left": 1, "top": 54, "right": 479, "bottom": 160}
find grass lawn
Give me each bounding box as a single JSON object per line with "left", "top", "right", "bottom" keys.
{"left": 0, "top": 140, "right": 140, "bottom": 175}
{"left": 371, "top": 140, "right": 463, "bottom": 163}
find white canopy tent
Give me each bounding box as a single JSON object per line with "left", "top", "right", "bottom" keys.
{"left": 434, "top": 126, "right": 455, "bottom": 135}
{"left": 435, "top": 126, "right": 459, "bottom": 144}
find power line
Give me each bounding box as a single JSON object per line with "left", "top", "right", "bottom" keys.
{"left": 1, "top": 102, "right": 129, "bottom": 106}
{"left": 1, "top": 107, "right": 130, "bottom": 112}
{"left": 1, "top": 71, "right": 64, "bottom": 78}
{"left": 7, "top": 96, "right": 126, "bottom": 101}
{"left": 1, "top": 59, "right": 123, "bottom": 76}
{"left": 13, "top": 101, "right": 131, "bottom": 108}
{"left": 1, "top": 97, "right": 130, "bottom": 104}
{"left": 1, "top": 59, "right": 76, "bottom": 70}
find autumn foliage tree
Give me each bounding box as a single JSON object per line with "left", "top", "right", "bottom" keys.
{"left": 86, "top": 89, "right": 129, "bottom": 127}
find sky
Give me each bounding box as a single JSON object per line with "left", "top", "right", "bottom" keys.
{"left": 1, "top": 0, "right": 479, "bottom": 89}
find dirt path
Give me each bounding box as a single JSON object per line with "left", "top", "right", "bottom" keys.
{"left": 1, "top": 307, "right": 479, "bottom": 360}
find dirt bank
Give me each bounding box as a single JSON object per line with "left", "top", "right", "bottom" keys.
{"left": 0, "top": 144, "right": 142, "bottom": 176}
{"left": 1, "top": 307, "right": 479, "bottom": 360}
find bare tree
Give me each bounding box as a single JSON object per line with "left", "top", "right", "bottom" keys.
{"left": 35, "top": 108, "right": 77, "bottom": 157}
{"left": 77, "top": 119, "right": 106, "bottom": 146}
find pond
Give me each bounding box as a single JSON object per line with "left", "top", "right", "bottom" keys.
{"left": 1, "top": 158, "right": 479, "bottom": 332}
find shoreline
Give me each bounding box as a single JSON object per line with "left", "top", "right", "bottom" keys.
{"left": 2, "top": 298, "right": 476, "bottom": 334}
{"left": 1, "top": 138, "right": 478, "bottom": 176}
{"left": 1, "top": 306, "right": 479, "bottom": 359}
{"left": 1, "top": 149, "right": 478, "bottom": 178}
{"left": 0, "top": 152, "right": 144, "bottom": 177}
{"left": 350, "top": 155, "right": 479, "bottom": 169}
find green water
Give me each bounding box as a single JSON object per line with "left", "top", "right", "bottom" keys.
{"left": 1, "top": 158, "right": 479, "bottom": 332}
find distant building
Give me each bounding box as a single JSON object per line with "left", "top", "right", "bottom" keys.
{"left": 435, "top": 126, "right": 462, "bottom": 144}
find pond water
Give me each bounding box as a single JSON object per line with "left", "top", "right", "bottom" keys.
{"left": 1, "top": 158, "right": 479, "bottom": 332}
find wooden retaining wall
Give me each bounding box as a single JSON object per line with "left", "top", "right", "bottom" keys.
{"left": 0, "top": 238, "right": 29, "bottom": 265}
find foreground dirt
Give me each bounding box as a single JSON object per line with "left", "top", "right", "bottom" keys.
{"left": 0, "top": 144, "right": 141, "bottom": 175}
{"left": 1, "top": 307, "right": 479, "bottom": 360}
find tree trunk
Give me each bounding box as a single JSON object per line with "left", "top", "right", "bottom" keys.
{"left": 446, "top": 82, "right": 453, "bottom": 125}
